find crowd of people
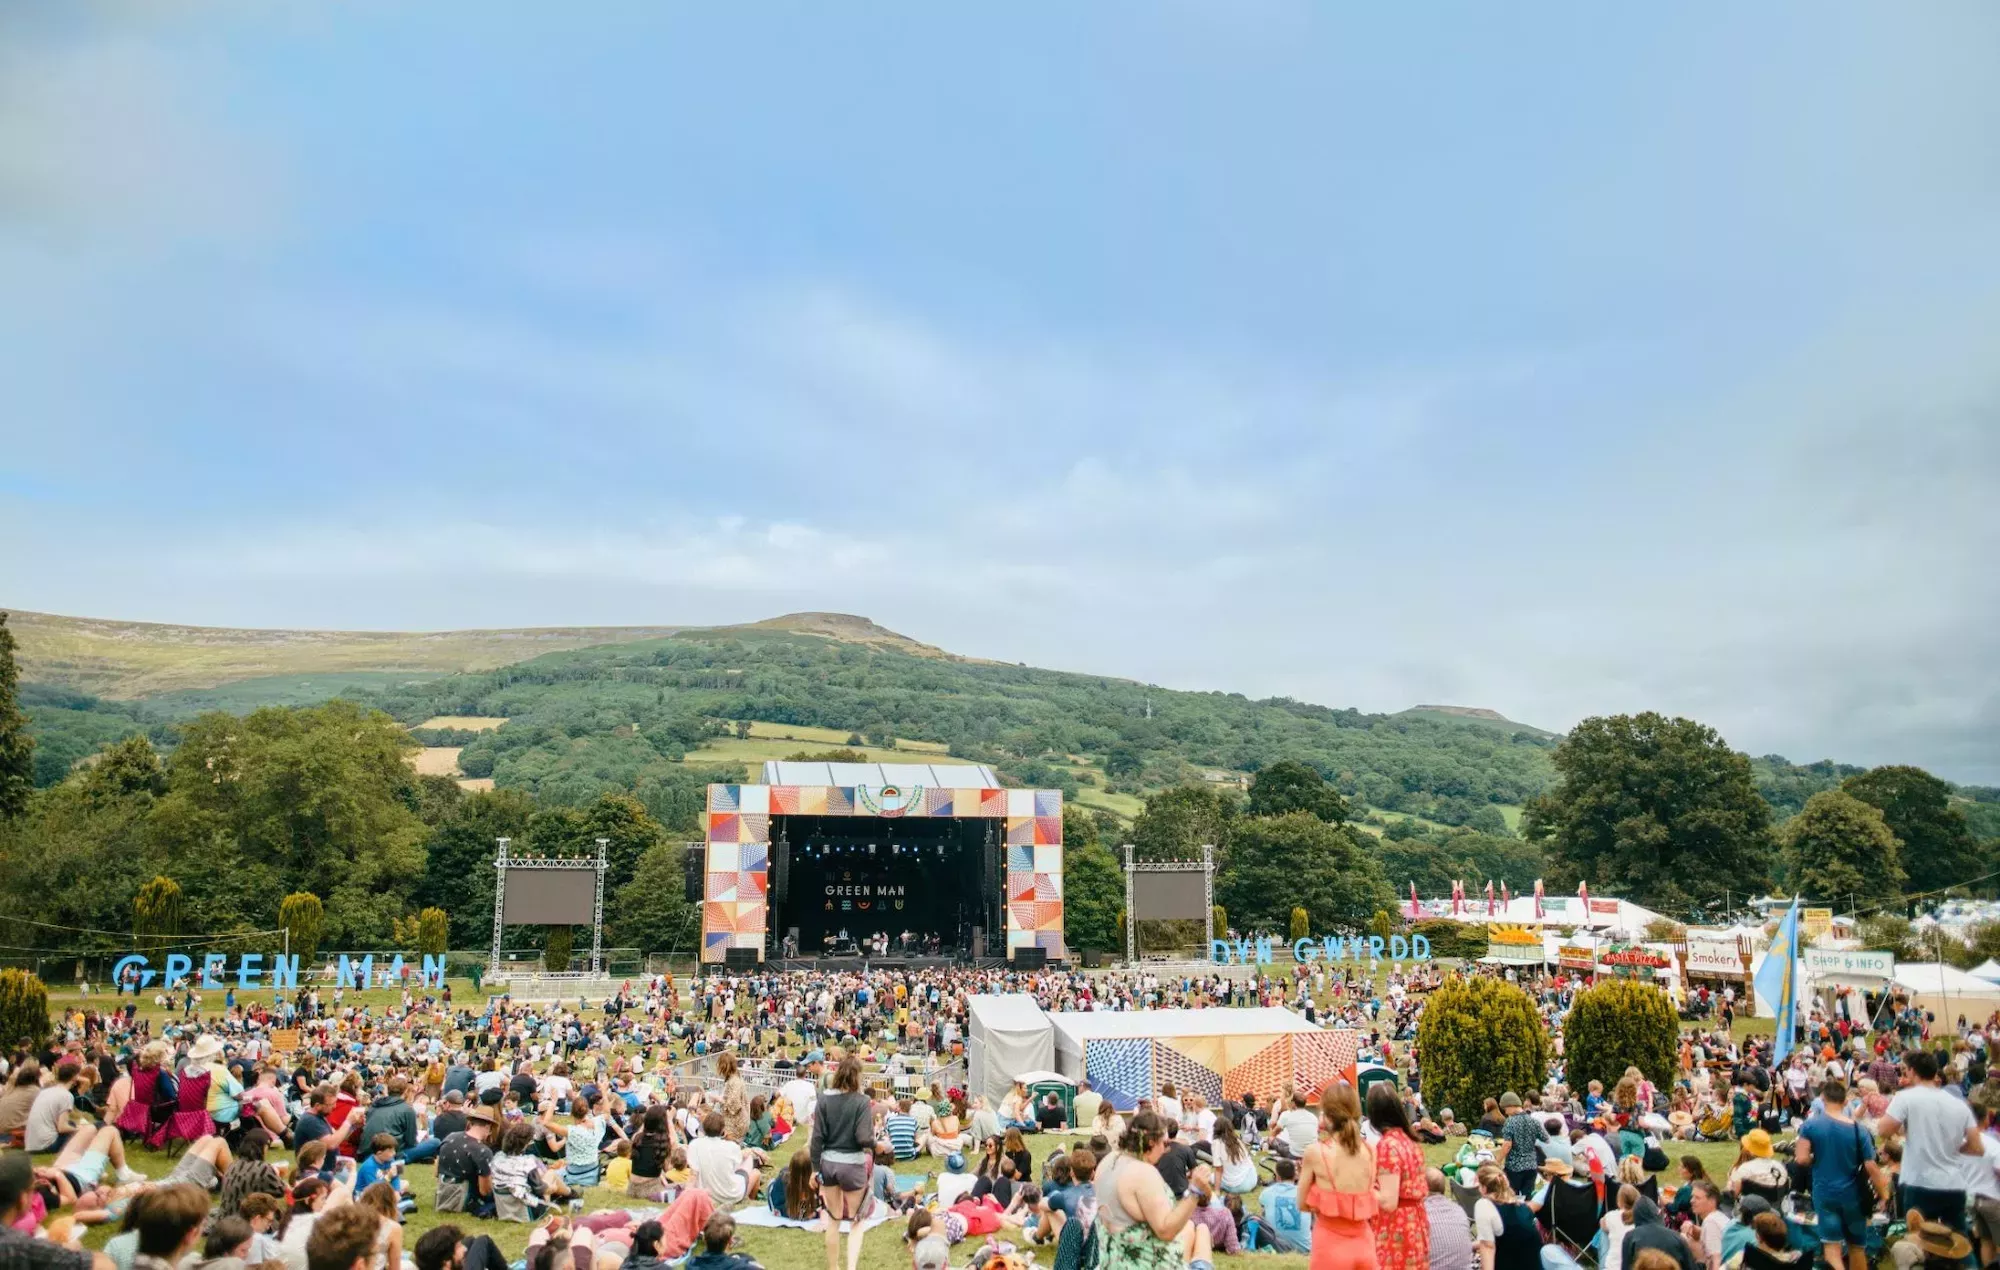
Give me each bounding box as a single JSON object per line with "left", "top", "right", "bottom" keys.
{"left": 0, "top": 955, "right": 1996, "bottom": 1270}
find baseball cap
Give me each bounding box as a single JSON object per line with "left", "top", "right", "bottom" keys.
{"left": 913, "top": 1236, "right": 951, "bottom": 1270}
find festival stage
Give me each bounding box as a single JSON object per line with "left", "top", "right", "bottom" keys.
{"left": 699, "top": 762, "right": 1066, "bottom": 966}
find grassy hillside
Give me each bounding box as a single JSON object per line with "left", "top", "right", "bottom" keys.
{"left": 5, "top": 608, "right": 953, "bottom": 698}
{"left": 342, "top": 628, "right": 1558, "bottom": 830}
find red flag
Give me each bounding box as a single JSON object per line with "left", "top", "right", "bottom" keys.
{"left": 1452, "top": 880, "right": 1463, "bottom": 915}
{"left": 1502, "top": 881, "right": 1511, "bottom": 908}
{"left": 1486, "top": 879, "right": 1496, "bottom": 916}
{"left": 1408, "top": 881, "right": 1420, "bottom": 921}
{"left": 1534, "top": 877, "right": 1545, "bottom": 919}
{"left": 1579, "top": 879, "right": 1591, "bottom": 924}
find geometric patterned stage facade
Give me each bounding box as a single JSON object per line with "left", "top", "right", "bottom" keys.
{"left": 702, "top": 783, "right": 1064, "bottom": 964}
{"left": 1081, "top": 1028, "right": 1360, "bottom": 1111}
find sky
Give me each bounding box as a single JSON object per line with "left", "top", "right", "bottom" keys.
{"left": 2, "top": 2, "right": 1998, "bottom": 781}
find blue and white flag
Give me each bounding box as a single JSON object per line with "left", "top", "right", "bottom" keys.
{"left": 1755, "top": 898, "right": 1801, "bottom": 1065}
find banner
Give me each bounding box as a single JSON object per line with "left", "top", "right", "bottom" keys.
{"left": 1803, "top": 948, "right": 1892, "bottom": 980}
{"left": 1558, "top": 945, "right": 1597, "bottom": 971}
{"left": 268, "top": 1029, "right": 301, "bottom": 1053}
{"left": 1802, "top": 908, "right": 1834, "bottom": 941}
{"left": 1684, "top": 936, "right": 1747, "bottom": 977}
{"left": 1590, "top": 898, "right": 1620, "bottom": 916}
{"left": 1486, "top": 926, "right": 1545, "bottom": 965}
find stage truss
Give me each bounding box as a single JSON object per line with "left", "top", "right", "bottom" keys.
{"left": 489, "top": 836, "right": 609, "bottom": 978}
{"left": 1123, "top": 844, "right": 1214, "bottom": 964}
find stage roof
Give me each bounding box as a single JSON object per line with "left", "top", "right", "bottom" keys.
{"left": 1049, "top": 1007, "right": 1320, "bottom": 1053}
{"left": 759, "top": 761, "right": 1002, "bottom": 788}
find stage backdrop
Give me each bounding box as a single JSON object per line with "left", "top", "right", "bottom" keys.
{"left": 703, "top": 783, "right": 1064, "bottom": 964}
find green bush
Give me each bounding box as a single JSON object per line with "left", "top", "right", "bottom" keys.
{"left": 1411, "top": 918, "right": 1488, "bottom": 960}
{"left": 544, "top": 926, "right": 574, "bottom": 972}
{"left": 416, "top": 907, "right": 450, "bottom": 958}
{"left": 1212, "top": 906, "right": 1228, "bottom": 939}
{"left": 278, "top": 892, "right": 324, "bottom": 966}
{"left": 0, "top": 969, "right": 50, "bottom": 1051}
{"left": 1414, "top": 976, "right": 1550, "bottom": 1121}
{"left": 1290, "top": 907, "right": 1309, "bottom": 941}
{"left": 1562, "top": 978, "right": 1679, "bottom": 1093}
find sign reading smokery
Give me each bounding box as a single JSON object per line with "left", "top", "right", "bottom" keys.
{"left": 1684, "top": 936, "right": 1746, "bottom": 976}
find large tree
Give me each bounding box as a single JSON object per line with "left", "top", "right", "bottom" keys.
{"left": 0, "top": 613, "right": 33, "bottom": 821}
{"left": 1130, "top": 784, "right": 1234, "bottom": 862}
{"left": 1218, "top": 811, "right": 1393, "bottom": 935}
{"left": 1780, "top": 790, "right": 1904, "bottom": 906}
{"left": 1842, "top": 766, "right": 1982, "bottom": 897}
{"left": 415, "top": 788, "right": 536, "bottom": 946}
{"left": 608, "top": 842, "right": 696, "bottom": 954}
{"left": 1245, "top": 760, "right": 1349, "bottom": 824}
{"left": 1522, "top": 712, "right": 1773, "bottom": 914}
{"left": 1062, "top": 842, "right": 1126, "bottom": 954}
{"left": 149, "top": 700, "right": 429, "bottom": 944}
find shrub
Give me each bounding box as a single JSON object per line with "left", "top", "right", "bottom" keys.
{"left": 417, "top": 908, "right": 449, "bottom": 957}
{"left": 544, "top": 926, "right": 574, "bottom": 972}
{"left": 1212, "top": 906, "right": 1228, "bottom": 939}
{"left": 278, "top": 893, "right": 325, "bottom": 967}
{"left": 1411, "top": 918, "right": 1487, "bottom": 960}
{"left": 1290, "top": 907, "right": 1309, "bottom": 942}
{"left": 1563, "top": 978, "right": 1679, "bottom": 1094}
{"left": 0, "top": 969, "right": 50, "bottom": 1051}
{"left": 1414, "top": 976, "right": 1550, "bottom": 1122}
{"left": 133, "top": 875, "right": 183, "bottom": 955}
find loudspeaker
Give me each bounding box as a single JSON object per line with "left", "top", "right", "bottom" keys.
{"left": 971, "top": 927, "right": 985, "bottom": 958}
{"left": 1012, "top": 946, "right": 1047, "bottom": 970}
{"left": 683, "top": 848, "right": 705, "bottom": 902}
{"left": 1080, "top": 948, "right": 1104, "bottom": 968}
{"left": 723, "top": 947, "right": 760, "bottom": 970}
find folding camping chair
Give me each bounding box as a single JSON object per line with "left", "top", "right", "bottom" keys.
{"left": 1548, "top": 1179, "right": 1605, "bottom": 1266}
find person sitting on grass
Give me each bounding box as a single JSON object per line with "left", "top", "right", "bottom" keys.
{"left": 239, "top": 1192, "right": 288, "bottom": 1263}
{"left": 129, "top": 1181, "right": 214, "bottom": 1270}
{"left": 684, "top": 1212, "right": 763, "bottom": 1270}
{"left": 492, "top": 1122, "right": 573, "bottom": 1221}
{"left": 358, "top": 1133, "right": 418, "bottom": 1218}
{"left": 194, "top": 1215, "right": 254, "bottom": 1270}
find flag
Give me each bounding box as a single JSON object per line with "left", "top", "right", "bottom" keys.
{"left": 1534, "top": 878, "right": 1544, "bottom": 919}
{"left": 1579, "top": 879, "right": 1590, "bottom": 924}
{"left": 1408, "top": 881, "right": 1420, "bottom": 921}
{"left": 1756, "top": 898, "right": 1802, "bottom": 1065}
{"left": 1502, "top": 881, "right": 1510, "bottom": 908}
{"left": 1452, "top": 880, "right": 1463, "bottom": 915}
{"left": 1486, "top": 880, "right": 1496, "bottom": 915}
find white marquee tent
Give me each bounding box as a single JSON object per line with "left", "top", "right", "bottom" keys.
{"left": 966, "top": 994, "right": 1055, "bottom": 1105}
{"left": 1885, "top": 963, "right": 2000, "bottom": 1021}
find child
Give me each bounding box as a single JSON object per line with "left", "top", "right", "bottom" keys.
{"left": 238, "top": 1193, "right": 287, "bottom": 1263}
{"left": 602, "top": 1139, "right": 632, "bottom": 1193}
{"left": 1583, "top": 1081, "right": 1607, "bottom": 1118}
{"left": 355, "top": 1133, "right": 417, "bottom": 1215}
{"left": 868, "top": 1146, "right": 920, "bottom": 1214}
{"left": 684, "top": 1212, "right": 763, "bottom": 1270}
{"left": 665, "top": 1146, "right": 693, "bottom": 1188}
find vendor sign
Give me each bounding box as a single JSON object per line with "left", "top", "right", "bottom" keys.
{"left": 1803, "top": 948, "right": 1892, "bottom": 980}
{"left": 1684, "top": 935, "right": 1747, "bottom": 977}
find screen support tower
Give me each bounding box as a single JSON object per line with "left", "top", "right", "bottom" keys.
{"left": 490, "top": 836, "right": 610, "bottom": 979}
{"left": 1123, "top": 844, "right": 1213, "bottom": 965}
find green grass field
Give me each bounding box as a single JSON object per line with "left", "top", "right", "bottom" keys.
{"left": 78, "top": 1122, "right": 1750, "bottom": 1270}
{"left": 51, "top": 979, "right": 1764, "bottom": 1270}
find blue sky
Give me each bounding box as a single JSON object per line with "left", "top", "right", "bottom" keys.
{"left": 3, "top": 2, "right": 1997, "bottom": 780}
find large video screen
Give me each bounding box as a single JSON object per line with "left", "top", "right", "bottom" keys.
{"left": 501, "top": 867, "right": 598, "bottom": 926}
{"left": 1131, "top": 871, "right": 1208, "bottom": 921}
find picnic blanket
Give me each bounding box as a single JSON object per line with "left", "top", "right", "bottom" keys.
{"left": 731, "top": 1205, "right": 898, "bottom": 1235}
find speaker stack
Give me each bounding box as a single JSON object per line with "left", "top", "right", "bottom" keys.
{"left": 723, "top": 947, "right": 760, "bottom": 970}
{"left": 1012, "top": 946, "right": 1048, "bottom": 970}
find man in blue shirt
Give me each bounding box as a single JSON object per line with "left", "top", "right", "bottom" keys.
{"left": 1795, "top": 1078, "right": 1887, "bottom": 1270}
{"left": 1258, "top": 1158, "right": 1311, "bottom": 1254}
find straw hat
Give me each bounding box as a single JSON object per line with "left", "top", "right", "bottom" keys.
{"left": 188, "top": 1035, "right": 225, "bottom": 1063}
{"left": 1742, "top": 1128, "right": 1774, "bottom": 1159}
{"left": 1539, "top": 1158, "right": 1573, "bottom": 1179}
{"left": 1668, "top": 1110, "right": 1694, "bottom": 1128}
{"left": 1907, "top": 1213, "right": 1972, "bottom": 1262}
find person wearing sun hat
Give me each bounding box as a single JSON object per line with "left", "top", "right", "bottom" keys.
{"left": 1891, "top": 1210, "right": 1973, "bottom": 1270}
{"left": 1726, "top": 1129, "right": 1788, "bottom": 1197}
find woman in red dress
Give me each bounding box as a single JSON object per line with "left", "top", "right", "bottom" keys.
{"left": 1366, "top": 1082, "right": 1430, "bottom": 1270}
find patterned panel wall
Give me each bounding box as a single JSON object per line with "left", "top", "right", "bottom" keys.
{"left": 702, "top": 784, "right": 1064, "bottom": 963}
{"left": 1083, "top": 1030, "right": 1362, "bottom": 1108}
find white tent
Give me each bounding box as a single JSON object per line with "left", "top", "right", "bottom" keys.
{"left": 1888, "top": 963, "right": 2000, "bottom": 1022}
{"left": 1972, "top": 959, "right": 2000, "bottom": 984}
{"left": 966, "top": 994, "right": 1055, "bottom": 1106}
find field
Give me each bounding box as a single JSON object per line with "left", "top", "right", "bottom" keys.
{"left": 411, "top": 747, "right": 465, "bottom": 777}
{"left": 9, "top": 610, "right": 952, "bottom": 700}
{"left": 678, "top": 735, "right": 979, "bottom": 782}
{"left": 738, "top": 721, "right": 950, "bottom": 754}
{"left": 50, "top": 982, "right": 1751, "bottom": 1270}
{"left": 419, "top": 716, "right": 511, "bottom": 731}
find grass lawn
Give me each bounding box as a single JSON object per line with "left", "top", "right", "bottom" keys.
{"left": 80, "top": 1129, "right": 1756, "bottom": 1270}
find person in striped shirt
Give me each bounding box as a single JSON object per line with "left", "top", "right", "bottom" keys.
{"left": 884, "top": 1099, "right": 922, "bottom": 1161}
